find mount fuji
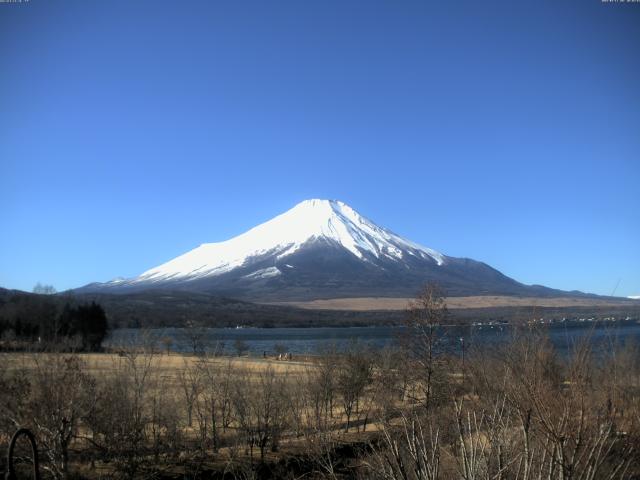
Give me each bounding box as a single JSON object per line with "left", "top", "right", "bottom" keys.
{"left": 79, "top": 199, "right": 575, "bottom": 301}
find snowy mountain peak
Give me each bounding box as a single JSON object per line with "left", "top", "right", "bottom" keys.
{"left": 132, "top": 199, "right": 445, "bottom": 284}
{"left": 80, "top": 199, "right": 577, "bottom": 301}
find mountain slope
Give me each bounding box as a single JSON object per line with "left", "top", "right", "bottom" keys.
{"left": 79, "top": 199, "right": 585, "bottom": 301}
{"left": 135, "top": 199, "right": 444, "bottom": 284}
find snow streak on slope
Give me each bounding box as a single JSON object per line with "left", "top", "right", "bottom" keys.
{"left": 133, "top": 199, "right": 445, "bottom": 284}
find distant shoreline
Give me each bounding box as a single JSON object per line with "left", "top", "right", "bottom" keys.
{"left": 267, "top": 295, "right": 640, "bottom": 311}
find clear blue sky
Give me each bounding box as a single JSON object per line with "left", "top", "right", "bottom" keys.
{"left": 1, "top": 0, "right": 639, "bottom": 297}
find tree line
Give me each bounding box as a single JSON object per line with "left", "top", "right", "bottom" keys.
{"left": 0, "top": 290, "right": 109, "bottom": 351}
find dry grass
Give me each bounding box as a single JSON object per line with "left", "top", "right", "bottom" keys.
{"left": 3, "top": 337, "right": 637, "bottom": 480}
{"left": 268, "top": 295, "right": 639, "bottom": 311}
{"left": 0, "top": 351, "right": 312, "bottom": 377}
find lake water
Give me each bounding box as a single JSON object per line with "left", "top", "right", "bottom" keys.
{"left": 106, "top": 320, "right": 640, "bottom": 357}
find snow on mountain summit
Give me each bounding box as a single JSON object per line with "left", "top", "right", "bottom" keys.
{"left": 133, "top": 199, "right": 445, "bottom": 284}
{"left": 79, "top": 199, "right": 580, "bottom": 301}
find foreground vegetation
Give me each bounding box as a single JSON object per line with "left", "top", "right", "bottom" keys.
{"left": 1, "top": 286, "right": 639, "bottom": 479}
{"left": 1, "top": 336, "right": 639, "bottom": 479}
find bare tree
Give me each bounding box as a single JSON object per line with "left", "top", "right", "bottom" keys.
{"left": 365, "top": 411, "right": 442, "bottom": 480}
{"left": 33, "top": 283, "right": 57, "bottom": 295}
{"left": 231, "top": 366, "right": 288, "bottom": 462}
{"left": 374, "top": 347, "right": 409, "bottom": 422}
{"left": 274, "top": 343, "right": 288, "bottom": 357}
{"left": 403, "top": 283, "right": 448, "bottom": 410}
{"left": 182, "top": 320, "right": 208, "bottom": 355}
{"left": 310, "top": 344, "right": 338, "bottom": 429}
{"left": 148, "top": 374, "right": 181, "bottom": 464}
{"left": 84, "top": 347, "right": 157, "bottom": 479}
{"left": 234, "top": 339, "right": 249, "bottom": 357}
{"left": 336, "top": 344, "right": 373, "bottom": 432}
{"left": 161, "top": 336, "right": 173, "bottom": 355}
{"left": 28, "top": 355, "right": 95, "bottom": 480}
{"left": 177, "top": 359, "right": 202, "bottom": 428}
{"left": 195, "top": 356, "right": 235, "bottom": 452}
{"left": 303, "top": 429, "right": 342, "bottom": 480}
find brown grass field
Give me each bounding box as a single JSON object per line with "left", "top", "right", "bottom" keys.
{"left": 269, "top": 295, "right": 640, "bottom": 311}
{"left": 2, "top": 307, "right": 639, "bottom": 480}
{"left": 0, "top": 350, "right": 386, "bottom": 477}
{"left": 0, "top": 351, "right": 313, "bottom": 378}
